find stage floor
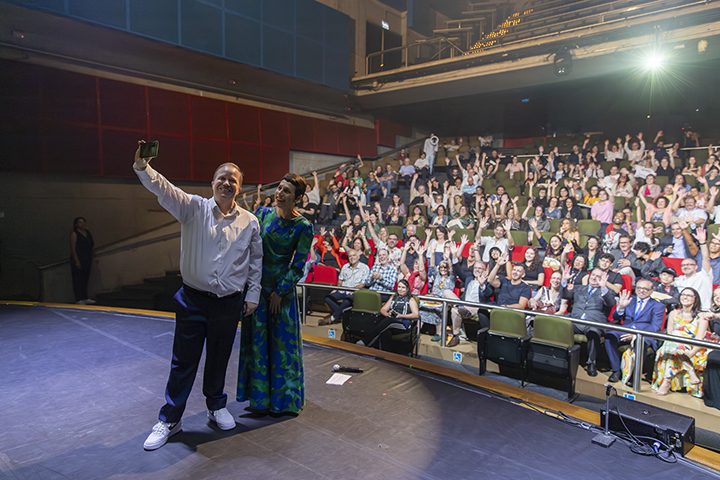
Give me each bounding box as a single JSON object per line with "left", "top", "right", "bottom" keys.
{"left": 0, "top": 304, "right": 717, "bottom": 480}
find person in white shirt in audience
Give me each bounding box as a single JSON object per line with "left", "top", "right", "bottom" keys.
{"left": 674, "top": 228, "right": 713, "bottom": 310}
{"left": 624, "top": 132, "right": 645, "bottom": 165}
{"left": 306, "top": 171, "right": 321, "bottom": 205}
{"left": 321, "top": 249, "right": 369, "bottom": 325}
{"left": 447, "top": 262, "right": 491, "bottom": 348}
{"left": 673, "top": 193, "right": 708, "bottom": 230}
{"left": 604, "top": 138, "right": 624, "bottom": 163}
{"left": 477, "top": 218, "right": 515, "bottom": 263}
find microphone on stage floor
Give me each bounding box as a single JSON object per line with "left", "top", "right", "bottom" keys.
{"left": 333, "top": 364, "right": 363, "bottom": 373}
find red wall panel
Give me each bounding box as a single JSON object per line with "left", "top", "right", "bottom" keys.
{"left": 98, "top": 78, "right": 146, "bottom": 131}
{"left": 190, "top": 96, "right": 227, "bottom": 140}
{"left": 314, "top": 118, "right": 338, "bottom": 154}
{"left": 229, "top": 142, "right": 262, "bottom": 184}
{"left": 44, "top": 123, "right": 100, "bottom": 175}
{"left": 192, "top": 139, "right": 229, "bottom": 181}
{"left": 336, "top": 122, "right": 357, "bottom": 156}
{"left": 42, "top": 69, "right": 98, "bottom": 125}
{"left": 259, "top": 109, "right": 289, "bottom": 147}
{"left": 357, "top": 127, "right": 377, "bottom": 157}
{"left": 288, "top": 113, "right": 315, "bottom": 151}
{"left": 102, "top": 129, "right": 145, "bottom": 177}
{"left": 228, "top": 103, "right": 260, "bottom": 144}
{"left": 261, "top": 146, "right": 290, "bottom": 183}
{"left": 375, "top": 118, "right": 412, "bottom": 147}
{"left": 0, "top": 60, "right": 379, "bottom": 182}
{"left": 148, "top": 134, "right": 193, "bottom": 181}
{"left": 148, "top": 87, "right": 190, "bottom": 136}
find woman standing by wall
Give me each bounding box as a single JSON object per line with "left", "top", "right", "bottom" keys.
{"left": 70, "top": 217, "right": 95, "bottom": 305}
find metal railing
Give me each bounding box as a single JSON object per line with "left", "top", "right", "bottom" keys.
{"left": 365, "top": 37, "right": 467, "bottom": 75}
{"left": 298, "top": 282, "right": 720, "bottom": 395}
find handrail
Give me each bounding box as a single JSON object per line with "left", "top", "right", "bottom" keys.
{"left": 39, "top": 220, "right": 179, "bottom": 270}
{"left": 359, "top": 0, "right": 712, "bottom": 78}
{"left": 298, "top": 282, "right": 720, "bottom": 395}
{"left": 365, "top": 37, "right": 467, "bottom": 75}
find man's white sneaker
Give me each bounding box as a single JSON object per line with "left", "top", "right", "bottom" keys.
{"left": 207, "top": 408, "right": 236, "bottom": 430}
{"left": 84, "top": 298, "right": 97, "bottom": 304}
{"left": 143, "top": 421, "right": 182, "bottom": 451}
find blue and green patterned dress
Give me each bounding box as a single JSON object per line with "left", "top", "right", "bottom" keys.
{"left": 237, "top": 206, "right": 314, "bottom": 413}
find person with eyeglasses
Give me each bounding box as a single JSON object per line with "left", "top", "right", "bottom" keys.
{"left": 707, "top": 230, "right": 720, "bottom": 283}
{"left": 605, "top": 279, "right": 665, "bottom": 383}
{"left": 652, "top": 287, "right": 710, "bottom": 397}
{"left": 569, "top": 268, "right": 616, "bottom": 377}
{"left": 673, "top": 227, "right": 713, "bottom": 311}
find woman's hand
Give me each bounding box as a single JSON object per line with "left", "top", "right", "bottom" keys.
{"left": 268, "top": 292, "right": 282, "bottom": 314}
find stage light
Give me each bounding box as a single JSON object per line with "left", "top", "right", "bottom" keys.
{"left": 645, "top": 54, "right": 664, "bottom": 69}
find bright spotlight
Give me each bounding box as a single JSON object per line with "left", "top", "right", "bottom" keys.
{"left": 646, "top": 54, "right": 663, "bottom": 69}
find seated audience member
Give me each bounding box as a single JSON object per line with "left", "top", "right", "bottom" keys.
{"left": 673, "top": 193, "right": 708, "bottom": 230}
{"left": 657, "top": 219, "right": 699, "bottom": 259}
{"left": 365, "top": 248, "right": 398, "bottom": 301}
{"left": 409, "top": 175, "right": 430, "bottom": 206}
{"left": 477, "top": 218, "right": 515, "bottom": 263}
{"left": 591, "top": 183, "right": 615, "bottom": 227}
{"left": 297, "top": 194, "right": 316, "bottom": 222}
{"left": 582, "top": 253, "right": 622, "bottom": 294}
{"left": 407, "top": 205, "right": 429, "bottom": 228}
{"left": 709, "top": 232, "right": 720, "bottom": 282}
{"left": 599, "top": 211, "right": 629, "bottom": 253}
{"left": 359, "top": 279, "right": 419, "bottom": 348}
{"left": 378, "top": 164, "right": 396, "bottom": 197}
{"left": 420, "top": 254, "right": 457, "bottom": 342}
{"left": 653, "top": 267, "right": 681, "bottom": 305}
{"left": 624, "top": 132, "right": 646, "bottom": 165}
{"left": 605, "top": 281, "right": 665, "bottom": 383}
{"left": 673, "top": 228, "right": 712, "bottom": 310}
{"left": 447, "top": 262, "right": 492, "bottom": 348}
{"left": 487, "top": 254, "right": 532, "bottom": 309}
{"left": 313, "top": 231, "right": 342, "bottom": 272}
{"left": 652, "top": 287, "right": 709, "bottom": 397}
{"left": 510, "top": 246, "right": 545, "bottom": 294}
{"left": 633, "top": 218, "right": 661, "bottom": 249}
{"left": 631, "top": 242, "right": 656, "bottom": 277}
{"left": 545, "top": 197, "right": 562, "bottom": 220}
{"left": 569, "top": 268, "right": 616, "bottom": 377}
{"left": 703, "top": 288, "right": 720, "bottom": 409}
{"left": 584, "top": 236, "right": 601, "bottom": 271}
{"left": 639, "top": 174, "right": 662, "bottom": 198}
{"left": 529, "top": 270, "right": 568, "bottom": 315}
{"left": 609, "top": 235, "right": 641, "bottom": 281}
{"left": 452, "top": 237, "right": 480, "bottom": 290}
{"left": 398, "top": 157, "right": 416, "bottom": 189}
{"left": 639, "top": 194, "right": 674, "bottom": 229}
{"left": 386, "top": 206, "right": 404, "bottom": 226}
{"left": 399, "top": 237, "right": 423, "bottom": 276}
{"left": 561, "top": 197, "right": 583, "bottom": 221}
{"left": 322, "top": 249, "right": 370, "bottom": 326}
{"left": 522, "top": 201, "right": 550, "bottom": 244}
{"left": 414, "top": 153, "right": 430, "bottom": 181}
{"left": 341, "top": 226, "right": 371, "bottom": 264}
{"left": 620, "top": 207, "right": 637, "bottom": 237}
{"left": 426, "top": 226, "right": 452, "bottom": 264}
{"left": 319, "top": 183, "right": 342, "bottom": 224}
{"left": 561, "top": 256, "right": 589, "bottom": 292}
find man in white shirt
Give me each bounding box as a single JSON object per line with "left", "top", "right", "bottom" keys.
{"left": 322, "top": 249, "right": 369, "bottom": 325}
{"left": 447, "top": 262, "right": 490, "bottom": 347}
{"left": 674, "top": 228, "right": 713, "bottom": 310}
{"left": 423, "top": 134, "right": 439, "bottom": 175}
{"left": 306, "top": 171, "right": 321, "bottom": 205}
{"left": 477, "top": 218, "right": 515, "bottom": 263}
{"left": 134, "top": 142, "right": 263, "bottom": 450}
{"left": 673, "top": 195, "right": 707, "bottom": 230}
{"left": 624, "top": 132, "right": 646, "bottom": 165}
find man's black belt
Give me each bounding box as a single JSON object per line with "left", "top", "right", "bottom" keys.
{"left": 183, "top": 284, "right": 244, "bottom": 299}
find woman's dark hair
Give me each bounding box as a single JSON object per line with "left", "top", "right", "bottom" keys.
{"left": 547, "top": 235, "right": 563, "bottom": 256}
{"left": 436, "top": 226, "right": 448, "bottom": 240}
{"left": 559, "top": 186, "right": 569, "bottom": 197}
{"left": 633, "top": 241, "right": 651, "bottom": 255}
{"left": 396, "top": 279, "right": 411, "bottom": 298}
{"left": 282, "top": 173, "right": 308, "bottom": 201}
{"left": 73, "top": 217, "right": 86, "bottom": 230}
{"left": 572, "top": 254, "right": 588, "bottom": 271}
{"left": 524, "top": 246, "right": 540, "bottom": 271}
{"left": 681, "top": 287, "right": 702, "bottom": 318}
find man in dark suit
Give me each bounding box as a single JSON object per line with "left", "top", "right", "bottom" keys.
{"left": 605, "top": 278, "right": 665, "bottom": 383}
{"left": 569, "top": 268, "right": 615, "bottom": 377}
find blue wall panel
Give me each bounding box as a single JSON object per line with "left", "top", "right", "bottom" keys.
{"left": 68, "top": 0, "right": 126, "bottom": 29}
{"left": 295, "top": 36, "right": 323, "bottom": 84}
{"left": 11, "top": 0, "right": 349, "bottom": 91}
{"left": 129, "top": 0, "right": 179, "bottom": 43}
{"left": 262, "top": 26, "right": 294, "bottom": 76}
{"left": 225, "top": 11, "right": 261, "bottom": 66}
{"left": 225, "top": 0, "right": 261, "bottom": 20}
{"left": 180, "top": 0, "right": 223, "bottom": 56}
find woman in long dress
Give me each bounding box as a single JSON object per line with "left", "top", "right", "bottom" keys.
{"left": 652, "top": 287, "right": 709, "bottom": 397}
{"left": 237, "top": 174, "right": 314, "bottom": 415}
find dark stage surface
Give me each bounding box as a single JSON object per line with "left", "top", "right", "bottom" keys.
{"left": 0, "top": 304, "right": 716, "bottom": 480}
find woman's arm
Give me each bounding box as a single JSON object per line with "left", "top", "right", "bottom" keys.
{"left": 70, "top": 232, "right": 80, "bottom": 268}
{"left": 379, "top": 296, "right": 394, "bottom": 317}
